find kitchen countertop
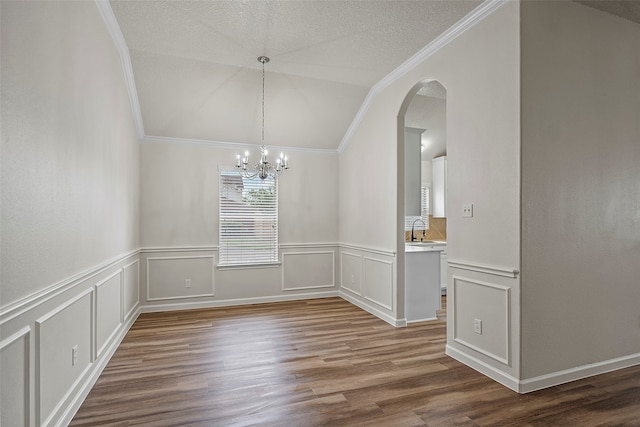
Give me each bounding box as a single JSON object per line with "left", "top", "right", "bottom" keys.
{"left": 405, "top": 241, "right": 447, "bottom": 252}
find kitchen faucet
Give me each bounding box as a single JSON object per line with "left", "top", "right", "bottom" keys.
{"left": 411, "top": 218, "right": 427, "bottom": 242}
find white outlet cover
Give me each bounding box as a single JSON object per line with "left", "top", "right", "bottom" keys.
{"left": 474, "top": 318, "right": 482, "bottom": 334}
{"left": 462, "top": 204, "right": 473, "bottom": 218}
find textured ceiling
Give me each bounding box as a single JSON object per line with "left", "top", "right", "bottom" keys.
{"left": 574, "top": 1, "right": 640, "bottom": 25}
{"left": 109, "top": 0, "right": 482, "bottom": 150}
{"left": 109, "top": 0, "right": 640, "bottom": 152}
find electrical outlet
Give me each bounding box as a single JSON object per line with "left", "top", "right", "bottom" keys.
{"left": 351, "top": 274, "right": 355, "bottom": 284}
{"left": 474, "top": 319, "right": 482, "bottom": 335}
{"left": 185, "top": 279, "right": 191, "bottom": 288}
{"left": 462, "top": 204, "right": 474, "bottom": 218}
{"left": 72, "top": 345, "right": 78, "bottom": 366}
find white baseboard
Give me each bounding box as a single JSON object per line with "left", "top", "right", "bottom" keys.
{"left": 339, "top": 290, "right": 403, "bottom": 327}
{"left": 407, "top": 316, "right": 438, "bottom": 324}
{"left": 140, "top": 291, "right": 339, "bottom": 313}
{"left": 447, "top": 344, "right": 640, "bottom": 394}
{"left": 518, "top": 351, "right": 640, "bottom": 393}
{"left": 446, "top": 344, "right": 519, "bottom": 392}
{"left": 57, "top": 307, "right": 141, "bottom": 426}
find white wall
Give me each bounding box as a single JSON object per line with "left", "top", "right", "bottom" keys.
{"left": 1, "top": 1, "right": 140, "bottom": 305}
{"left": 1, "top": 2, "right": 141, "bottom": 425}
{"left": 520, "top": 1, "right": 640, "bottom": 384}
{"left": 338, "top": 1, "right": 522, "bottom": 383}
{"left": 139, "top": 142, "right": 339, "bottom": 310}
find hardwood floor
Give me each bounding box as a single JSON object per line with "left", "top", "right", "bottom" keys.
{"left": 71, "top": 297, "right": 640, "bottom": 426}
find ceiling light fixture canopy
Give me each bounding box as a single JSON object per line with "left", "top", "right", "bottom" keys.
{"left": 236, "top": 56, "right": 289, "bottom": 180}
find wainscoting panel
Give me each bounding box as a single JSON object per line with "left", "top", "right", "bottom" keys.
{"left": 0, "top": 327, "right": 30, "bottom": 427}
{"left": 363, "top": 257, "right": 394, "bottom": 311}
{"left": 282, "top": 251, "right": 335, "bottom": 291}
{"left": 147, "top": 256, "right": 215, "bottom": 301}
{"left": 452, "top": 275, "right": 510, "bottom": 365}
{"left": 340, "top": 252, "right": 362, "bottom": 296}
{"left": 95, "top": 271, "right": 123, "bottom": 359}
{"left": 123, "top": 259, "right": 140, "bottom": 321}
{"left": 36, "top": 289, "right": 94, "bottom": 426}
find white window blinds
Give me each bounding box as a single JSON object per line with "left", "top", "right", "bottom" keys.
{"left": 219, "top": 170, "right": 278, "bottom": 266}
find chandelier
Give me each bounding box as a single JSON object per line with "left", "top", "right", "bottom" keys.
{"left": 236, "top": 56, "right": 289, "bottom": 180}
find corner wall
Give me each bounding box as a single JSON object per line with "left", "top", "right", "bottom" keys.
{"left": 520, "top": 0, "right": 640, "bottom": 389}
{"left": 338, "top": 0, "right": 522, "bottom": 387}
{"left": 1, "top": 1, "right": 140, "bottom": 425}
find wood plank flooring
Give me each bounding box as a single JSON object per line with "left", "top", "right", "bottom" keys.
{"left": 71, "top": 297, "right": 640, "bottom": 426}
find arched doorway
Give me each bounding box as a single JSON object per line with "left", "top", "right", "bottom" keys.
{"left": 397, "top": 79, "right": 447, "bottom": 324}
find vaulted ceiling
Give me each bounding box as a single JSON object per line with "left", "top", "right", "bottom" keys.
{"left": 109, "top": 0, "right": 483, "bottom": 151}
{"left": 109, "top": 0, "right": 640, "bottom": 152}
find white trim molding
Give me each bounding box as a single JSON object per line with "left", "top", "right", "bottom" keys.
{"left": 142, "top": 135, "right": 338, "bottom": 156}
{"left": 446, "top": 344, "right": 520, "bottom": 393}
{"left": 339, "top": 290, "right": 403, "bottom": 328}
{"left": 281, "top": 251, "right": 336, "bottom": 291}
{"left": 337, "top": 0, "right": 509, "bottom": 153}
{"left": 146, "top": 255, "right": 216, "bottom": 301}
{"left": 0, "top": 326, "right": 31, "bottom": 426}
{"left": 340, "top": 243, "right": 396, "bottom": 257}
{"left": 94, "top": 270, "right": 124, "bottom": 359}
{"left": 280, "top": 242, "right": 339, "bottom": 250}
{"left": 141, "top": 291, "right": 339, "bottom": 314}
{"left": 363, "top": 257, "right": 394, "bottom": 311}
{"left": 94, "top": 0, "right": 144, "bottom": 139}
{"left": 140, "top": 246, "right": 218, "bottom": 253}
{"left": 519, "top": 352, "right": 640, "bottom": 394}
{"left": 340, "top": 251, "right": 363, "bottom": 296}
{"left": 0, "top": 249, "right": 139, "bottom": 326}
{"left": 452, "top": 276, "right": 511, "bottom": 366}
{"left": 448, "top": 259, "right": 520, "bottom": 278}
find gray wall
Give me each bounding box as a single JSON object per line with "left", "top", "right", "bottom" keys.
{"left": 521, "top": 1, "right": 640, "bottom": 380}
{"left": 338, "top": 1, "right": 522, "bottom": 381}
{"left": 1, "top": 2, "right": 141, "bottom": 425}
{"left": 1, "top": 1, "right": 140, "bottom": 305}
{"left": 138, "top": 142, "right": 340, "bottom": 310}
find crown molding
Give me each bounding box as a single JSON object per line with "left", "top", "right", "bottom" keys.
{"left": 96, "top": 0, "right": 506, "bottom": 154}
{"left": 94, "top": 0, "right": 145, "bottom": 139}
{"left": 337, "top": 0, "right": 509, "bottom": 154}
{"left": 141, "top": 135, "right": 339, "bottom": 155}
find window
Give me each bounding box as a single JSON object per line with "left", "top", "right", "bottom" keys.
{"left": 219, "top": 170, "right": 278, "bottom": 266}
{"left": 405, "top": 186, "right": 430, "bottom": 232}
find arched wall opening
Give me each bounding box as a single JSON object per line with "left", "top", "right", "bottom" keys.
{"left": 397, "top": 79, "right": 447, "bottom": 323}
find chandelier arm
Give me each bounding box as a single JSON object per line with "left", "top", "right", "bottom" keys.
{"left": 233, "top": 56, "right": 289, "bottom": 181}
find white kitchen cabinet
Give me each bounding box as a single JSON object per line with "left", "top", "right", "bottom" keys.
{"left": 432, "top": 156, "right": 447, "bottom": 218}
{"left": 405, "top": 128, "right": 425, "bottom": 216}
{"left": 405, "top": 245, "right": 443, "bottom": 322}
{"left": 440, "top": 245, "right": 447, "bottom": 295}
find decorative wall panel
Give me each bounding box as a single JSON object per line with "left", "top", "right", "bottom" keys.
{"left": 36, "top": 289, "right": 93, "bottom": 426}
{"left": 147, "top": 256, "right": 215, "bottom": 301}
{"left": 0, "top": 327, "right": 30, "bottom": 427}
{"left": 340, "top": 252, "right": 362, "bottom": 295}
{"left": 282, "top": 251, "right": 335, "bottom": 291}
{"left": 123, "top": 259, "right": 140, "bottom": 321}
{"left": 452, "top": 276, "right": 510, "bottom": 364}
{"left": 363, "top": 257, "right": 394, "bottom": 310}
{"left": 95, "top": 271, "right": 123, "bottom": 358}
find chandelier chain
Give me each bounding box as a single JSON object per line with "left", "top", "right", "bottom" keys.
{"left": 261, "top": 58, "right": 265, "bottom": 144}
{"left": 235, "top": 55, "right": 288, "bottom": 180}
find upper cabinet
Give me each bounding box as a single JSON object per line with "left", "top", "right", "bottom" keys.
{"left": 404, "top": 127, "right": 425, "bottom": 216}
{"left": 432, "top": 156, "right": 447, "bottom": 218}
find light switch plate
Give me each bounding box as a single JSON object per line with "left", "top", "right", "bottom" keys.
{"left": 462, "top": 204, "right": 473, "bottom": 218}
